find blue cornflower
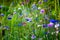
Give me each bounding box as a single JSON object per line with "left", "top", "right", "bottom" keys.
{"left": 7, "top": 15, "right": 12, "bottom": 20}
{"left": 8, "top": 17, "right": 12, "bottom": 20}
{"left": 26, "top": 18, "right": 32, "bottom": 22}
{"left": 38, "top": 1, "right": 42, "bottom": 4}
{"left": 48, "top": 22, "right": 54, "bottom": 27}
{"left": 1, "top": 13, "right": 4, "bottom": 16}
{"left": 49, "top": 19, "right": 58, "bottom": 23}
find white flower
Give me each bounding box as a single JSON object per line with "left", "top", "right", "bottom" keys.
{"left": 38, "top": 7, "right": 41, "bottom": 9}
{"left": 37, "top": 25, "right": 42, "bottom": 27}
{"left": 51, "top": 32, "right": 54, "bottom": 35}
{"left": 56, "top": 31, "right": 59, "bottom": 34}
{"left": 55, "top": 23, "right": 59, "bottom": 28}
{"left": 18, "top": 8, "right": 21, "bottom": 10}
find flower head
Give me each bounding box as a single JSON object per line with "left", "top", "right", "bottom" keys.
{"left": 40, "top": 9, "right": 45, "bottom": 13}
{"left": 26, "top": 18, "right": 32, "bottom": 22}
{"left": 55, "top": 23, "right": 59, "bottom": 28}
{"left": 1, "top": 13, "right": 4, "bottom": 16}
{"left": 0, "top": 5, "right": 2, "bottom": 9}
{"left": 7, "top": 15, "right": 13, "bottom": 20}
{"left": 48, "top": 22, "right": 54, "bottom": 27}
{"left": 38, "top": 1, "right": 42, "bottom": 4}
{"left": 43, "top": 24, "right": 47, "bottom": 28}
{"left": 49, "top": 19, "right": 58, "bottom": 23}
{"left": 31, "top": 34, "right": 36, "bottom": 39}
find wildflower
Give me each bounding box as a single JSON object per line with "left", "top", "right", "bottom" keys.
{"left": 38, "top": 7, "right": 41, "bottom": 10}
{"left": 49, "top": 19, "right": 58, "bottom": 23}
{"left": 43, "top": 24, "right": 47, "bottom": 28}
{"left": 38, "top": 1, "right": 42, "bottom": 4}
{"left": 55, "top": 23, "right": 59, "bottom": 28}
{"left": 1, "top": 13, "right": 4, "bottom": 16}
{"left": 31, "top": 34, "right": 36, "bottom": 39}
{"left": 0, "top": 5, "right": 2, "bottom": 9}
{"left": 40, "top": 9, "right": 45, "bottom": 14}
{"left": 48, "top": 22, "right": 54, "bottom": 27}
{"left": 26, "top": 18, "right": 32, "bottom": 22}
{"left": 7, "top": 15, "right": 12, "bottom": 20}
{"left": 37, "top": 24, "right": 42, "bottom": 27}
{"left": 56, "top": 31, "right": 59, "bottom": 34}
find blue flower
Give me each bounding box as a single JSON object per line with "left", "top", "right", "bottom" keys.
{"left": 43, "top": 24, "right": 47, "bottom": 28}
{"left": 1, "top": 13, "right": 4, "bottom": 16}
{"left": 8, "top": 17, "right": 12, "bottom": 20}
{"left": 49, "top": 19, "right": 58, "bottom": 23}
{"left": 7, "top": 15, "right": 12, "bottom": 20}
{"left": 26, "top": 18, "right": 32, "bottom": 22}
{"left": 43, "top": 0, "right": 48, "bottom": 2}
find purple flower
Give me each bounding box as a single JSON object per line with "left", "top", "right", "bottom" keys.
{"left": 43, "top": 24, "right": 47, "bottom": 28}
{"left": 22, "top": 2, "right": 24, "bottom": 5}
{"left": 0, "top": 5, "right": 2, "bottom": 9}
{"left": 31, "top": 34, "right": 36, "bottom": 39}
{"left": 40, "top": 9, "right": 45, "bottom": 13}
{"left": 48, "top": 22, "right": 54, "bottom": 27}
{"left": 38, "top": 1, "right": 42, "bottom": 4}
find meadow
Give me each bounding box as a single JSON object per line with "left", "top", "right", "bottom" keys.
{"left": 0, "top": 0, "right": 60, "bottom": 40}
